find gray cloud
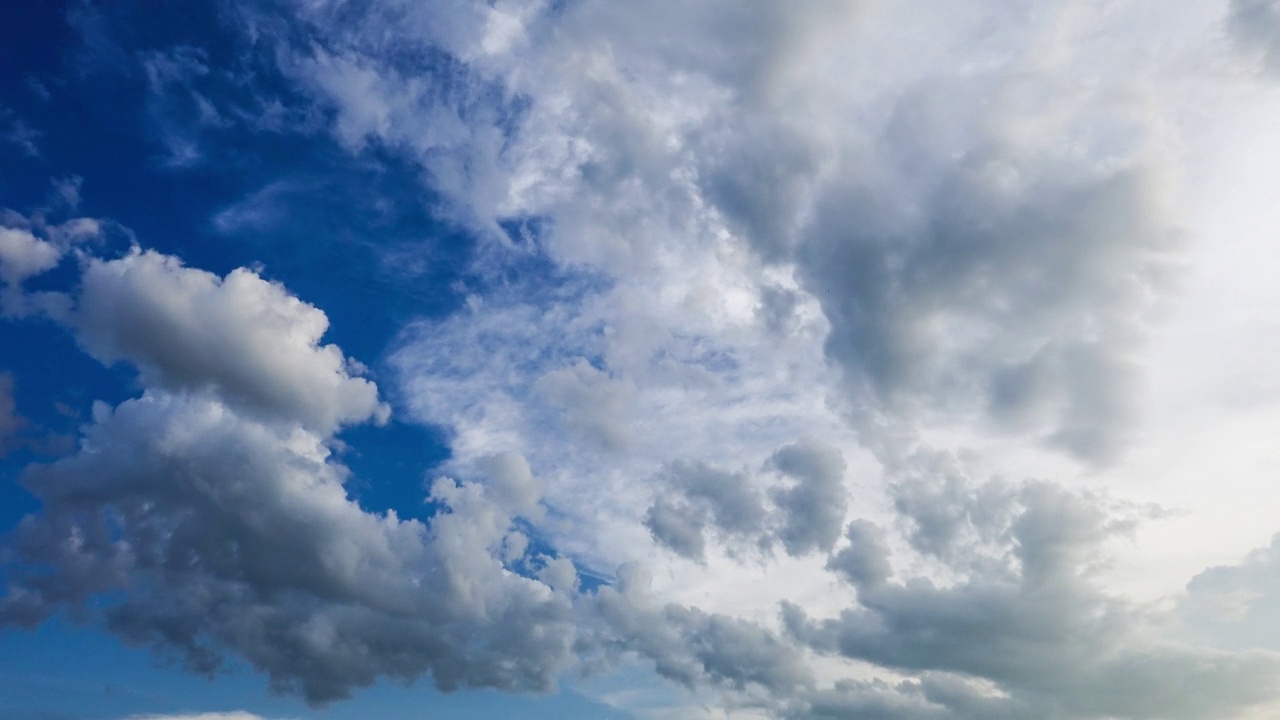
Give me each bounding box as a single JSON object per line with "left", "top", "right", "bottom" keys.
{"left": 595, "top": 563, "right": 812, "bottom": 699}
{"left": 643, "top": 460, "right": 767, "bottom": 561}
{"left": 769, "top": 437, "right": 848, "bottom": 556}
{"left": 1, "top": 249, "right": 576, "bottom": 705}
{"left": 792, "top": 90, "right": 1177, "bottom": 463}
{"left": 1, "top": 390, "right": 576, "bottom": 705}
{"left": 642, "top": 440, "right": 848, "bottom": 561}
{"left": 790, "top": 473, "right": 1280, "bottom": 719}
{"left": 826, "top": 519, "right": 893, "bottom": 589}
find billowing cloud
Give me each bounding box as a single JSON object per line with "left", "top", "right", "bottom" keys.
{"left": 6, "top": 1, "right": 1280, "bottom": 719}
{"left": 73, "top": 249, "right": 389, "bottom": 434}
{"left": 2, "top": 249, "right": 574, "bottom": 706}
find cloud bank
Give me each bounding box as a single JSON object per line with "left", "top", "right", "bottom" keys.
{"left": 5, "top": 1, "right": 1280, "bottom": 718}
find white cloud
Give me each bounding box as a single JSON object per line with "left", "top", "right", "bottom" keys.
{"left": 73, "top": 249, "right": 389, "bottom": 434}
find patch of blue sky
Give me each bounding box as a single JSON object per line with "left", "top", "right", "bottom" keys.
{"left": 0, "top": 618, "right": 635, "bottom": 720}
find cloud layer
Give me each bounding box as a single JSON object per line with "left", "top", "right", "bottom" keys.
{"left": 4, "top": 1, "right": 1280, "bottom": 718}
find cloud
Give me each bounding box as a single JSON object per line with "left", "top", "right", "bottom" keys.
{"left": 0, "top": 226, "right": 63, "bottom": 317}
{"left": 1182, "top": 533, "right": 1280, "bottom": 652}
{"left": 594, "top": 563, "right": 812, "bottom": 701}
{"left": 786, "top": 472, "right": 1280, "bottom": 719}
{"left": 72, "top": 249, "right": 389, "bottom": 434}
{"left": 644, "top": 461, "right": 767, "bottom": 561}
{"left": 1, "top": 248, "right": 575, "bottom": 705}
{"left": 7, "top": 2, "right": 1280, "bottom": 719}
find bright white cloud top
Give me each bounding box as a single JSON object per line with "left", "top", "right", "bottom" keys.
{"left": 4, "top": 1, "right": 1280, "bottom": 719}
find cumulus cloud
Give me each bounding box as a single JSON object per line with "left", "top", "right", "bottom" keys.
{"left": 1, "top": 248, "right": 575, "bottom": 705}
{"left": 72, "top": 249, "right": 389, "bottom": 434}
{"left": 644, "top": 460, "right": 767, "bottom": 560}
{"left": 0, "top": 226, "right": 63, "bottom": 317}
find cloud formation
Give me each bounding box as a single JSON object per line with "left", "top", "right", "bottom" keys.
{"left": 73, "top": 249, "right": 389, "bottom": 434}
{"left": 5, "top": 1, "right": 1280, "bottom": 719}
{"left": 2, "top": 249, "right": 575, "bottom": 705}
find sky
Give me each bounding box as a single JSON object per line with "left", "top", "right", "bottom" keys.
{"left": 2, "top": 1, "right": 1280, "bottom": 719}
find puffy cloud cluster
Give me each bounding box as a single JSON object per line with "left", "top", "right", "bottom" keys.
{"left": 74, "top": 249, "right": 389, "bottom": 434}
{"left": 1, "top": 248, "right": 576, "bottom": 705}
{"left": 787, "top": 472, "right": 1280, "bottom": 719}
{"left": 7, "top": 1, "right": 1280, "bottom": 718}
{"left": 643, "top": 438, "right": 849, "bottom": 562}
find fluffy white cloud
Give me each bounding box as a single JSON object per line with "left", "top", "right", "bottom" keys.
{"left": 1, "top": 248, "right": 575, "bottom": 705}
{"left": 73, "top": 249, "right": 389, "bottom": 433}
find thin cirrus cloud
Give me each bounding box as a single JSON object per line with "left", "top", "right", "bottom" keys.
{"left": 3, "top": 1, "right": 1280, "bottom": 719}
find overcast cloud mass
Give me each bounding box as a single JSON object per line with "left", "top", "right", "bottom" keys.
{"left": 3, "top": 1, "right": 1280, "bottom": 719}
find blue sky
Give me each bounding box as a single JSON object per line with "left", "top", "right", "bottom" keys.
{"left": 5, "top": 1, "right": 1280, "bottom": 719}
